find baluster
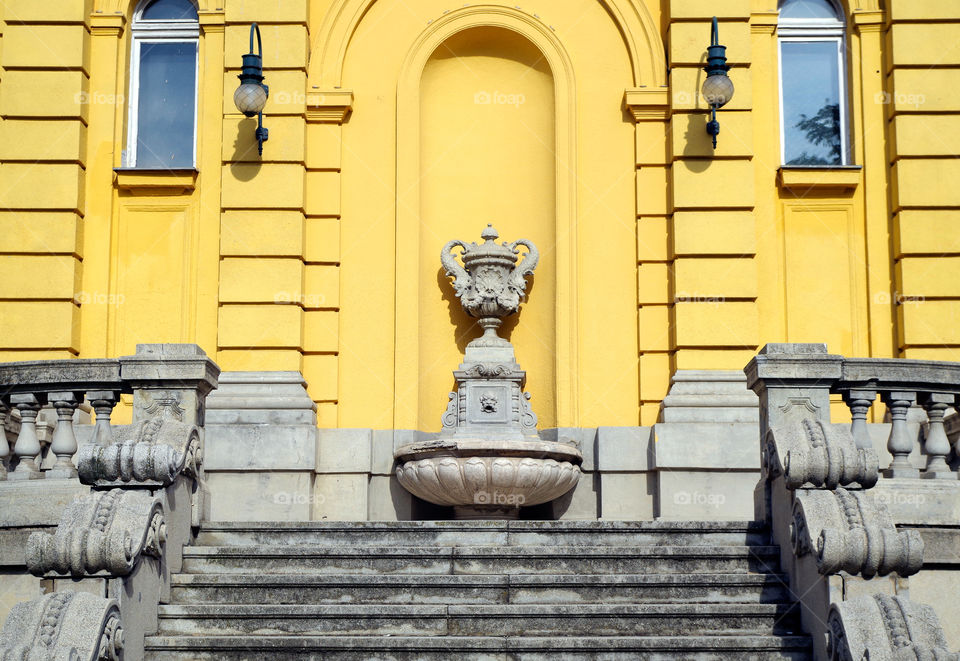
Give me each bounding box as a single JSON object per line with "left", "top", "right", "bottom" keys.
{"left": 47, "top": 391, "right": 80, "bottom": 479}
{"left": 920, "top": 393, "right": 956, "bottom": 479}
{"left": 0, "top": 402, "right": 9, "bottom": 479}
{"left": 882, "top": 391, "right": 920, "bottom": 479}
{"left": 8, "top": 393, "right": 46, "bottom": 480}
{"left": 87, "top": 391, "right": 119, "bottom": 446}
{"left": 842, "top": 389, "right": 876, "bottom": 451}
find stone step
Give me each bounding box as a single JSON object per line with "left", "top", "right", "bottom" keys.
{"left": 181, "top": 545, "right": 780, "bottom": 575}
{"left": 144, "top": 634, "right": 812, "bottom": 660}
{"left": 195, "top": 520, "right": 769, "bottom": 548}
{"left": 170, "top": 572, "right": 792, "bottom": 605}
{"left": 157, "top": 603, "right": 801, "bottom": 637}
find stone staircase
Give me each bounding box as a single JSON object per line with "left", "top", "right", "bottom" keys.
{"left": 144, "top": 520, "right": 812, "bottom": 660}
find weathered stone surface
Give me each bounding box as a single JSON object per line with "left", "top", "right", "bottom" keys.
{"left": 595, "top": 427, "right": 652, "bottom": 472}
{"left": 26, "top": 488, "right": 165, "bottom": 578}
{"left": 653, "top": 423, "right": 758, "bottom": 470}
{"left": 149, "top": 519, "right": 810, "bottom": 658}
{"left": 827, "top": 594, "right": 958, "bottom": 661}
{"left": 656, "top": 470, "right": 758, "bottom": 521}
{"left": 204, "top": 371, "right": 316, "bottom": 426}
{"left": 791, "top": 488, "right": 923, "bottom": 579}
{"left": 0, "top": 591, "right": 122, "bottom": 661}
{"left": 395, "top": 451, "right": 581, "bottom": 516}
{"left": 764, "top": 419, "right": 878, "bottom": 490}
{"left": 660, "top": 370, "right": 759, "bottom": 423}
{"left": 0, "top": 479, "right": 89, "bottom": 528}
{"left": 318, "top": 429, "right": 372, "bottom": 473}
{"left": 77, "top": 417, "right": 200, "bottom": 487}
{"left": 312, "top": 473, "right": 368, "bottom": 521}
{"left": 205, "top": 424, "right": 316, "bottom": 471}
{"left": 205, "top": 472, "right": 313, "bottom": 522}
{"left": 120, "top": 344, "right": 220, "bottom": 426}
{"left": 598, "top": 472, "right": 654, "bottom": 520}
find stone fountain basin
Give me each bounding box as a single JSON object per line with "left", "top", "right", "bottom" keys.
{"left": 394, "top": 438, "right": 582, "bottom": 509}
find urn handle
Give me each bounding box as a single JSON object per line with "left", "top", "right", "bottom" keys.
{"left": 507, "top": 238, "right": 539, "bottom": 297}
{"left": 441, "top": 240, "right": 472, "bottom": 297}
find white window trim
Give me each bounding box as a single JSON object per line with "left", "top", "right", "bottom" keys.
{"left": 124, "top": 2, "right": 200, "bottom": 169}
{"left": 777, "top": 2, "right": 850, "bottom": 166}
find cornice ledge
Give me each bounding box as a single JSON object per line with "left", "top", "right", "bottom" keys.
{"left": 199, "top": 10, "right": 226, "bottom": 33}
{"left": 89, "top": 13, "right": 125, "bottom": 36}
{"left": 306, "top": 89, "right": 354, "bottom": 123}
{"left": 853, "top": 10, "right": 885, "bottom": 32}
{"left": 624, "top": 87, "right": 670, "bottom": 122}
{"left": 750, "top": 11, "right": 779, "bottom": 34}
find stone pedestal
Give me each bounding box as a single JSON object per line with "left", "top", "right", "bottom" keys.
{"left": 393, "top": 226, "right": 581, "bottom": 519}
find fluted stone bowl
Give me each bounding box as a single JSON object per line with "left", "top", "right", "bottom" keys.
{"left": 394, "top": 438, "right": 582, "bottom": 519}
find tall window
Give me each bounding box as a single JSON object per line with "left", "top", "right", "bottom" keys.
{"left": 126, "top": 0, "right": 199, "bottom": 168}
{"left": 778, "top": 0, "right": 849, "bottom": 166}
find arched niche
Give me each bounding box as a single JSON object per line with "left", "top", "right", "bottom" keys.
{"left": 394, "top": 6, "right": 578, "bottom": 431}
{"left": 308, "top": 0, "right": 665, "bottom": 91}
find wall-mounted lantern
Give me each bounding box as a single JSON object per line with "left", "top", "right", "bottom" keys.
{"left": 233, "top": 23, "right": 269, "bottom": 155}
{"left": 702, "top": 16, "right": 734, "bottom": 149}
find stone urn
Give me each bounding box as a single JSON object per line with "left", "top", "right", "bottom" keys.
{"left": 394, "top": 225, "right": 582, "bottom": 519}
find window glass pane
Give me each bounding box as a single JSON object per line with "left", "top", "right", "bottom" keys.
{"left": 141, "top": 0, "right": 198, "bottom": 20}
{"left": 780, "top": 0, "right": 840, "bottom": 20}
{"left": 135, "top": 41, "right": 197, "bottom": 168}
{"left": 781, "top": 40, "right": 843, "bottom": 165}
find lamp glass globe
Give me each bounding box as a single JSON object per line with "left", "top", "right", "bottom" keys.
{"left": 234, "top": 83, "right": 268, "bottom": 116}
{"left": 702, "top": 75, "right": 735, "bottom": 108}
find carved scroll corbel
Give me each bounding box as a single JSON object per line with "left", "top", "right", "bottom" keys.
{"left": 0, "top": 591, "right": 123, "bottom": 661}
{"left": 765, "top": 418, "right": 879, "bottom": 489}
{"left": 827, "top": 594, "right": 958, "bottom": 661}
{"left": 77, "top": 416, "right": 201, "bottom": 487}
{"left": 792, "top": 488, "right": 923, "bottom": 579}
{"left": 26, "top": 489, "right": 165, "bottom": 578}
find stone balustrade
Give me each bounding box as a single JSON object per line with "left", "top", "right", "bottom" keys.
{"left": 746, "top": 345, "right": 960, "bottom": 482}
{"left": 1, "top": 345, "right": 219, "bottom": 483}
{"left": 834, "top": 358, "right": 960, "bottom": 480}
{"left": 0, "top": 359, "right": 123, "bottom": 481}
{"left": 0, "top": 344, "right": 220, "bottom": 660}
{"left": 745, "top": 344, "right": 959, "bottom": 660}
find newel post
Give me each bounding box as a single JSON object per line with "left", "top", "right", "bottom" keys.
{"left": 744, "top": 344, "right": 843, "bottom": 518}
{"left": 119, "top": 344, "right": 221, "bottom": 425}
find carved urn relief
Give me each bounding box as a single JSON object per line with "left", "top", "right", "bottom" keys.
{"left": 394, "top": 225, "right": 582, "bottom": 519}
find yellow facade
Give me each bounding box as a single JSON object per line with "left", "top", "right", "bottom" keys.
{"left": 1, "top": 0, "right": 957, "bottom": 429}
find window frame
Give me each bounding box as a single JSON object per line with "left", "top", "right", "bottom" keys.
{"left": 777, "top": 0, "right": 851, "bottom": 167}
{"left": 124, "top": 0, "right": 200, "bottom": 169}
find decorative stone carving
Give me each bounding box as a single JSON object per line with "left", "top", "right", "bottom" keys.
{"left": 395, "top": 441, "right": 582, "bottom": 519}
{"left": 441, "top": 223, "right": 539, "bottom": 348}
{"left": 26, "top": 489, "right": 165, "bottom": 578}
{"left": 76, "top": 415, "right": 201, "bottom": 487}
{"left": 0, "top": 591, "right": 123, "bottom": 661}
{"left": 827, "top": 594, "right": 958, "bottom": 661}
{"left": 764, "top": 418, "right": 878, "bottom": 489}
{"left": 791, "top": 488, "right": 923, "bottom": 579}
{"left": 395, "top": 226, "right": 581, "bottom": 518}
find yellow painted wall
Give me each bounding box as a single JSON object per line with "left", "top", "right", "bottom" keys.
{"left": 0, "top": 0, "right": 955, "bottom": 430}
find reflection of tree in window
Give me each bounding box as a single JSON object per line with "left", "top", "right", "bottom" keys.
{"left": 788, "top": 101, "right": 841, "bottom": 165}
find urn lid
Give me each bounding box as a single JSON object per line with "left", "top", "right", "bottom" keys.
{"left": 461, "top": 224, "right": 519, "bottom": 268}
